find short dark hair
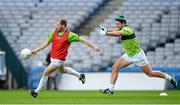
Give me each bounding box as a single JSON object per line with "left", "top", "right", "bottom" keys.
{"left": 60, "top": 19, "right": 67, "bottom": 27}
{"left": 115, "top": 15, "right": 126, "bottom": 24}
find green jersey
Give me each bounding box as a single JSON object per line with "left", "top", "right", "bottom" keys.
{"left": 47, "top": 30, "right": 83, "bottom": 43}
{"left": 120, "top": 26, "right": 142, "bottom": 57}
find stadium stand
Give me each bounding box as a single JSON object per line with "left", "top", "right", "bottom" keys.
{"left": 0, "top": 0, "right": 180, "bottom": 75}
{"left": 0, "top": 0, "right": 104, "bottom": 67}
{"left": 0, "top": 0, "right": 106, "bottom": 88}
{"left": 1, "top": 0, "right": 180, "bottom": 70}
{"left": 67, "top": 0, "right": 180, "bottom": 71}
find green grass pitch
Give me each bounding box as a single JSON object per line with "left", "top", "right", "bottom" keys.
{"left": 0, "top": 90, "right": 180, "bottom": 105}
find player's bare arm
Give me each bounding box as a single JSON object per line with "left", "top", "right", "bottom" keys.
{"left": 107, "top": 30, "right": 123, "bottom": 37}
{"left": 79, "top": 38, "right": 100, "bottom": 52}
{"left": 107, "top": 28, "right": 119, "bottom": 32}
{"left": 32, "top": 40, "right": 51, "bottom": 56}
{"left": 98, "top": 27, "right": 123, "bottom": 37}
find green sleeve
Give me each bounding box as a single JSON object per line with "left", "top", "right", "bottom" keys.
{"left": 120, "top": 26, "right": 134, "bottom": 36}
{"left": 68, "top": 32, "right": 83, "bottom": 43}
{"left": 46, "top": 30, "right": 54, "bottom": 43}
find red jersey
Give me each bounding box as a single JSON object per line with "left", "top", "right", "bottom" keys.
{"left": 51, "top": 29, "right": 70, "bottom": 61}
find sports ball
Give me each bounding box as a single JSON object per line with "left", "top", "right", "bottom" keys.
{"left": 20, "top": 48, "right": 32, "bottom": 59}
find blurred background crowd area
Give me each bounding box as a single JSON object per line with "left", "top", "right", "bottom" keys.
{"left": 0, "top": 0, "right": 180, "bottom": 89}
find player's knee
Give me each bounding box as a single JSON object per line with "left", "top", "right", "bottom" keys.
{"left": 60, "top": 67, "right": 67, "bottom": 73}
{"left": 146, "top": 72, "right": 154, "bottom": 77}
{"left": 112, "top": 65, "right": 119, "bottom": 73}
{"left": 43, "top": 71, "right": 49, "bottom": 76}
{"left": 60, "top": 69, "right": 66, "bottom": 73}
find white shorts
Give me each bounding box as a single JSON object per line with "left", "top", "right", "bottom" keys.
{"left": 121, "top": 50, "right": 149, "bottom": 67}
{"left": 50, "top": 58, "right": 64, "bottom": 67}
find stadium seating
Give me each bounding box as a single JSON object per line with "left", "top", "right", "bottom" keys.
{"left": 67, "top": 0, "right": 180, "bottom": 71}
{"left": 0, "top": 0, "right": 104, "bottom": 67}
{"left": 0, "top": 0, "right": 180, "bottom": 72}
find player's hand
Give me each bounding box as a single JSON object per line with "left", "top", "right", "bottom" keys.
{"left": 31, "top": 49, "right": 38, "bottom": 57}
{"left": 94, "top": 46, "right": 100, "bottom": 52}
{"left": 98, "top": 26, "right": 107, "bottom": 36}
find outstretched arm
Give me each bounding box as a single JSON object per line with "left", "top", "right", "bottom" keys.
{"left": 79, "top": 38, "right": 100, "bottom": 52}
{"left": 99, "top": 27, "right": 122, "bottom": 37}
{"left": 107, "top": 28, "right": 119, "bottom": 32}
{"left": 99, "top": 26, "right": 134, "bottom": 37}
{"left": 107, "top": 30, "right": 123, "bottom": 37}
{"left": 31, "top": 40, "right": 51, "bottom": 56}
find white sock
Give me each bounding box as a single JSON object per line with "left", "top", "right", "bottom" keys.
{"left": 164, "top": 73, "right": 172, "bottom": 81}
{"left": 35, "top": 76, "right": 48, "bottom": 93}
{"left": 108, "top": 84, "right": 115, "bottom": 91}
{"left": 66, "top": 67, "right": 80, "bottom": 78}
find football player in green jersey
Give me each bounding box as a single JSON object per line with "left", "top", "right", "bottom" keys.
{"left": 99, "top": 16, "right": 177, "bottom": 95}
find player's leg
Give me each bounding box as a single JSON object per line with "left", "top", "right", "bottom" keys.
{"left": 29, "top": 63, "right": 58, "bottom": 97}
{"left": 35, "top": 63, "right": 58, "bottom": 92}
{"left": 111, "top": 57, "right": 131, "bottom": 86}
{"left": 59, "top": 65, "right": 86, "bottom": 84}
{"left": 100, "top": 56, "right": 131, "bottom": 94}
{"left": 141, "top": 64, "right": 177, "bottom": 88}
{"left": 133, "top": 50, "right": 177, "bottom": 88}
